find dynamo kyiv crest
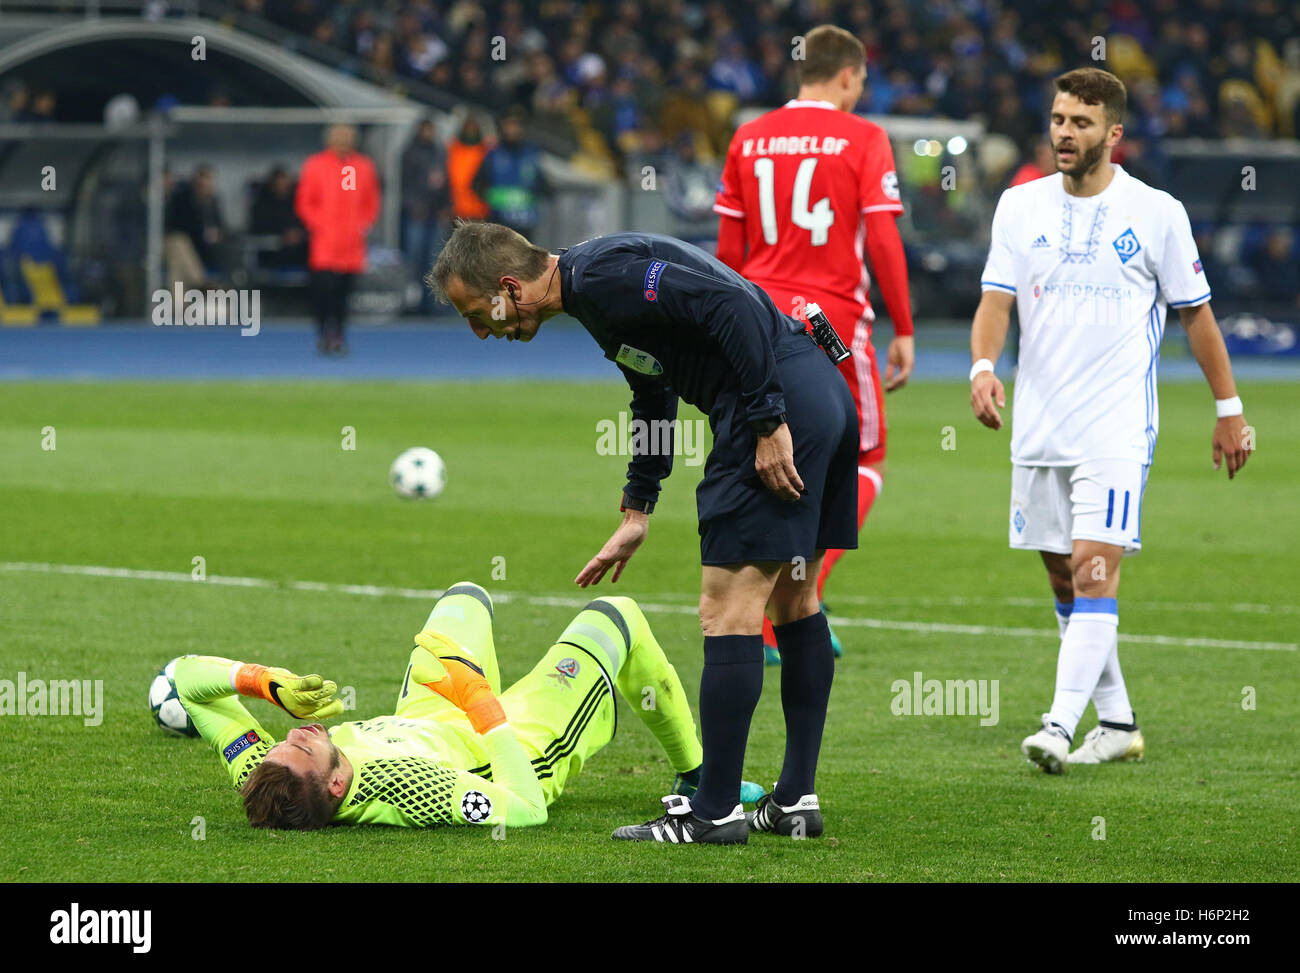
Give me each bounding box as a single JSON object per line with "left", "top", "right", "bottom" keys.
{"left": 1112, "top": 228, "right": 1141, "bottom": 264}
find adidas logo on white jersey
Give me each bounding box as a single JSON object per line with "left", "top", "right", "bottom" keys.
{"left": 1030, "top": 234, "right": 1050, "bottom": 248}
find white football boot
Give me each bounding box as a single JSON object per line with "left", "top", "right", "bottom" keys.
{"left": 1021, "top": 715, "right": 1071, "bottom": 774}
{"left": 1067, "top": 724, "right": 1145, "bottom": 764}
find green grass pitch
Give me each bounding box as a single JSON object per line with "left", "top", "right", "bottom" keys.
{"left": 0, "top": 377, "right": 1295, "bottom": 882}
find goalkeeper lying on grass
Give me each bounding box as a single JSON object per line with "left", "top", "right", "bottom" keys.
{"left": 174, "top": 582, "right": 758, "bottom": 830}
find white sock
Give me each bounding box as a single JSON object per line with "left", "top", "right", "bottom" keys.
{"left": 1091, "top": 642, "right": 1134, "bottom": 725}
{"left": 1054, "top": 599, "right": 1073, "bottom": 640}
{"left": 1046, "top": 598, "right": 1119, "bottom": 739}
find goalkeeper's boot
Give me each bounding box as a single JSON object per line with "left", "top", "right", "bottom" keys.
{"left": 747, "top": 790, "right": 823, "bottom": 838}
{"left": 672, "top": 770, "right": 766, "bottom": 806}
{"left": 612, "top": 795, "right": 748, "bottom": 844}
{"left": 1067, "top": 722, "right": 1145, "bottom": 764}
{"left": 1021, "top": 714, "right": 1072, "bottom": 774}
{"left": 821, "top": 602, "right": 843, "bottom": 657}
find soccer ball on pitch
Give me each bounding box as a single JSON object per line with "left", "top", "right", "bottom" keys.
{"left": 148, "top": 657, "right": 199, "bottom": 737}
{"left": 389, "top": 447, "right": 447, "bottom": 500}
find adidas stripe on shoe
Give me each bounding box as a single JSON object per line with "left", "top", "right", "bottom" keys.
{"left": 747, "top": 790, "right": 823, "bottom": 837}
{"left": 611, "top": 794, "right": 748, "bottom": 844}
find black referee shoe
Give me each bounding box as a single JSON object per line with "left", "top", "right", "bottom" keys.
{"left": 611, "top": 795, "right": 749, "bottom": 844}
{"left": 747, "top": 791, "right": 823, "bottom": 837}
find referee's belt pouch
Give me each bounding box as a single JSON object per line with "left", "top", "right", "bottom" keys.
{"left": 774, "top": 323, "right": 818, "bottom": 360}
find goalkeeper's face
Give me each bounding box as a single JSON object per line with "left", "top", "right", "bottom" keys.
{"left": 243, "top": 724, "right": 349, "bottom": 829}
{"left": 265, "top": 723, "right": 343, "bottom": 780}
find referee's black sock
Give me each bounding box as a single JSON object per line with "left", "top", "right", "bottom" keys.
{"left": 691, "top": 633, "right": 764, "bottom": 821}
{"left": 772, "top": 611, "right": 834, "bottom": 807}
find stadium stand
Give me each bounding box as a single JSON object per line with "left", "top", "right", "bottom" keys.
{"left": 0, "top": 0, "right": 1295, "bottom": 324}
{"left": 228, "top": 0, "right": 1300, "bottom": 158}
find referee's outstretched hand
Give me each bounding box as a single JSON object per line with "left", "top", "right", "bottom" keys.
{"left": 971, "top": 372, "right": 1006, "bottom": 430}
{"left": 575, "top": 513, "right": 648, "bottom": 587}
{"left": 755, "top": 423, "right": 804, "bottom": 501}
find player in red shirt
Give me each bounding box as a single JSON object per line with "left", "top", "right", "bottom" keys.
{"left": 714, "top": 24, "right": 915, "bottom": 664}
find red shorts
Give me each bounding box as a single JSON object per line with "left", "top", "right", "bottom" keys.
{"left": 758, "top": 286, "right": 886, "bottom": 467}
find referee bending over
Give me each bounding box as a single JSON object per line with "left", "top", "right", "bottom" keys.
{"left": 428, "top": 222, "right": 858, "bottom": 844}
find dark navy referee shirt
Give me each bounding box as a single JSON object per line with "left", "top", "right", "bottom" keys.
{"left": 557, "top": 232, "right": 802, "bottom": 504}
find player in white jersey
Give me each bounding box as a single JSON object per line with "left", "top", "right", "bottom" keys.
{"left": 968, "top": 68, "right": 1252, "bottom": 773}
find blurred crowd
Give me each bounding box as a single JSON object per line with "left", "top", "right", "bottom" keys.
{"left": 0, "top": 81, "right": 59, "bottom": 124}
{"left": 231, "top": 0, "right": 1300, "bottom": 170}
{"left": 156, "top": 109, "right": 547, "bottom": 318}
{"left": 6, "top": 1, "right": 1297, "bottom": 320}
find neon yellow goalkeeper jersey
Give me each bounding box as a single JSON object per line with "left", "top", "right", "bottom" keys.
{"left": 173, "top": 656, "right": 547, "bottom": 827}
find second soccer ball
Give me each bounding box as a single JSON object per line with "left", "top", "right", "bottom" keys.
{"left": 390, "top": 447, "right": 447, "bottom": 500}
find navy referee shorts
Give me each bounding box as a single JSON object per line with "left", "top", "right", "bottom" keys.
{"left": 697, "top": 328, "right": 859, "bottom": 565}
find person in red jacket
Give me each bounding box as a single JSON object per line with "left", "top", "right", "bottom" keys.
{"left": 295, "top": 124, "right": 381, "bottom": 354}
{"left": 1009, "top": 136, "right": 1057, "bottom": 187}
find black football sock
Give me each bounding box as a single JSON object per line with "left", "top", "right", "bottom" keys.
{"left": 677, "top": 766, "right": 701, "bottom": 788}
{"left": 772, "top": 612, "right": 835, "bottom": 807}
{"left": 691, "top": 634, "right": 764, "bottom": 821}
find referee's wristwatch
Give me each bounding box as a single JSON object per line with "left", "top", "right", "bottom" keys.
{"left": 620, "top": 493, "right": 655, "bottom": 515}
{"left": 750, "top": 413, "right": 787, "bottom": 437}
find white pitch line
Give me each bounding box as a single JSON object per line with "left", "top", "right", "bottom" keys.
{"left": 825, "top": 615, "right": 1296, "bottom": 651}
{"left": 823, "top": 592, "right": 1300, "bottom": 616}
{"left": 1, "top": 561, "right": 1294, "bottom": 652}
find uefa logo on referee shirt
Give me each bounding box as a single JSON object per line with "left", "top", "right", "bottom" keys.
{"left": 643, "top": 260, "right": 666, "bottom": 301}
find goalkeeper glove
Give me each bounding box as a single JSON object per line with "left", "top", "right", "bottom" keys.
{"left": 235, "top": 664, "right": 344, "bottom": 721}
{"left": 410, "top": 631, "right": 505, "bottom": 734}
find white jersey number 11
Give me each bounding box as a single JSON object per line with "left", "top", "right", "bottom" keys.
{"left": 754, "top": 157, "right": 834, "bottom": 247}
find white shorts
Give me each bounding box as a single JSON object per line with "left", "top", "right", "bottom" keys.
{"left": 1010, "top": 460, "right": 1150, "bottom": 555}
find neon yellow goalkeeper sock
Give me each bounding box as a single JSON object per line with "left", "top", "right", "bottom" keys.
{"left": 598, "top": 597, "right": 703, "bottom": 776}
